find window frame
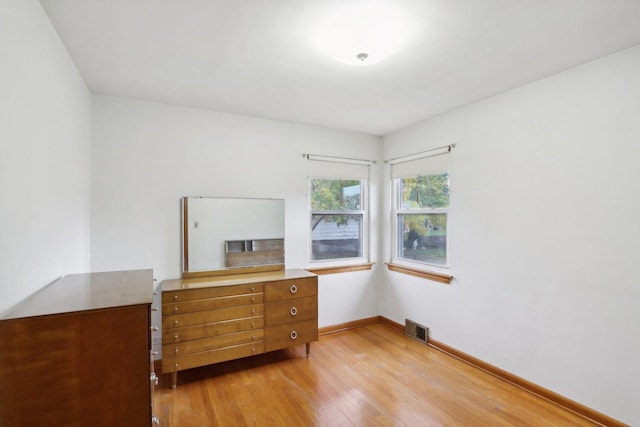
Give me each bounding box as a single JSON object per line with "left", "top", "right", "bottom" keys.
{"left": 391, "top": 174, "right": 450, "bottom": 271}
{"left": 308, "top": 178, "right": 369, "bottom": 266}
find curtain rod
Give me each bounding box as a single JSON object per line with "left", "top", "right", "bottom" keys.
{"left": 304, "top": 153, "right": 376, "bottom": 166}
{"left": 385, "top": 144, "right": 455, "bottom": 165}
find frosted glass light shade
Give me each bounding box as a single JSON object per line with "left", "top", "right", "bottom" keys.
{"left": 316, "top": 1, "right": 410, "bottom": 66}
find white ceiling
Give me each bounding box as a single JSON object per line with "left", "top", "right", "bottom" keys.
{"left": 39, "top": 0, "right": 640, "bottom": 136}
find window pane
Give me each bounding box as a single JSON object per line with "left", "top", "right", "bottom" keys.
{"left": 399, "top": 174, "right": 449, "bottom": 209}
{"left": 311, "top": 179, "right": 361, "bottom": 211}
{"left": 311, "top": 214, "right": 362, "bottom": 261}
{"left": 397, "top": 213, "right": 447, "bottom": 266}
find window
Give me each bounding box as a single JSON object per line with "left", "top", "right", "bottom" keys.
{"left": 393, "top": 173, "right": 449, "bottom": 267}
{"left": 309, "top": 178, "right": 367, "bottom": 262}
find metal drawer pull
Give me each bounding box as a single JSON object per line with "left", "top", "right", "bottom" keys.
{"left": 290, "top": 306, "right": 298, "bottom": 316}
{"left": 290, "top": 284, "right": 298, "bottom": 294}
{"left": 150, "top": 326, "right": 159, "bottom": 332}
{"left": 174, "top": 335, "right": 178, "bottom": 341}
{"left": 290, "top": 330, "right": 298, "bottom": 340}
{"left": 173, "top": 320, "right": 179, "bottom": 326}
{"left": 173, "top": 295, "right": 178, "bottom": 301}
{"left": 174, "top": 348, "right": 179, "bottom": 353}
{"left": 251, "top": 297, "right": 255, "bottom": 303}
{"left": 252, "top": 335, "right": 256, "bottom": 341}
{"left": 150, "top": 372, "right": 159, "bottom": 386}
{"left": 251, "top": 309, "right": 255, "bottom": 315}
{"left": 152, "top": 414, "right": 160, "bottom": 425}
{"left": 251, "top": 287, "right": 255, "bottom": 292}
{"left": 173, "top": 307, "right": 179, "bottom": 313}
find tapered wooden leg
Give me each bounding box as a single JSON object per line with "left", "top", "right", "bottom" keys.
{"left": 306, "top": 342, "right": 311, "bottom": 357}
{"left": 171, "top": 371, "right": 178, "bottom": 390}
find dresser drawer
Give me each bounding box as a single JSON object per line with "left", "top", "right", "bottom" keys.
{"left": 163, "top": 342, "right": 265, "bottom": 373}
{"left": 264, "top": 319, "right": 318, "bottom": 352}
{"left": 163, "top": 293, "right": 263, "bottom": 315}
{"left": 264, "top": 296, "right": 317, "bottom": 326}
{"left": 163, "top": 329, "right": 264, "bottom": 358}
{"left": 264, "top": 278, "right": 317, "bottom": 302}
{"left": 163, "top": 316, "right": 263, "bottom": 343}
{"left": 163, "top": 305, "right": 264, "bottom": 329}
{"left": 163, "top": 283, "right": 264, "bottom": 304}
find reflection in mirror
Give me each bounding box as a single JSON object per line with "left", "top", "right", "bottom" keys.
{"left": 183, "top": 197, "right": 285, "bottom": 275}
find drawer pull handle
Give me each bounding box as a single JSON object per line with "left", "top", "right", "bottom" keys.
{"left": 290, "top": 284, "right": 298, "bottom": 294}
{"left": 252, "top": 347, "right": 256, "bottom": 353}
{"left": 150, "top": 326, "right": 159, "bottom": 332}
{"left": 174, "top": 348, "right": 179, "bottom": 353}
{"left": 173, "top": 307, "right": 179, "bottom": 312}
{"left": 290, "top": 306, "right": 298, "bottom": 316}
{"left": 251, "top": 322, "right": 255, "bottom": 328}
{"left": 173, "top": 295, "right": 178, "bottom": 301}
{"left": 251, "top": 287, "right": 255, "bottom": 292}
{"left": 150, "top": 372, "right": 159, "bottom": 386}
{"left": 152, "top": 306, "right": 159, "bottom": 311}
{"left": 174, "top": 320, "right": 179, "bottom": 326}
{"left": 252, "top": 335, "right": 256, "bottom": 341}
{"left": 174, "top": 335, "right": 178, "bottom": 341}
{"left": 151, "top": 351, "right": 158, "bottom": 356}
{"left": 251, "top": 297, "right": 255, "bottom": 303}
{"left": 251, "top": 309, "right": 255, "bottom": 315}
{"left": 290, "top": 330, "right": 298, "bottom": 340}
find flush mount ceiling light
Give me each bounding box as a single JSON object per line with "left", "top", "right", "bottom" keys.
{"left": 315, "top": 1, "right": 410, "bottom": 66}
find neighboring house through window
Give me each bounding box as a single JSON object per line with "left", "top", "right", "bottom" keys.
{"left": 310, "top": 178, "right": 367, "bottom": 262}
{"left": 305, "top": 154, "right": 371, "bottom": 265}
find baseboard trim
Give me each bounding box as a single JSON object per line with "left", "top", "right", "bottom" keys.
{"left": 379, "top": 315, "right": 405, "bottom": 333}
{"left": 319, "top": 316, "right": 380, "bottom": 335}
{"left": 376, "top": 316, "right": 627, "bottom": 427}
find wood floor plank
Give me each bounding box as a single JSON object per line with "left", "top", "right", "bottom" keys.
{"left": 155, "top": 324, "right": 600, "bottom": 426}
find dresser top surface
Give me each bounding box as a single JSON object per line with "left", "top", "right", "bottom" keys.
{"left": 1, "top": 269, "right": 154, "bottom": 320}
{"left": 162, "top": 268, "right": 316, "bottom": 292}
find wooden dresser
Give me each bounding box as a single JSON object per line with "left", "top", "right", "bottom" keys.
{"left": 0, "top": 269, "right": 157, "bottom": 427}
{"left": 161, "top": 268, "right": 317, "bottom": 388}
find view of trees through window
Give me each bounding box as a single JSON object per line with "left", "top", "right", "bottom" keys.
{"left": 396, "top": 174, "right": 449, "bottom": 266}
{"left": 310, "top": 179, "right": 364, "bottom": 261}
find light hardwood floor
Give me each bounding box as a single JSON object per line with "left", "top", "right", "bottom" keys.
{"left": 155, "top": 323, "right": 599, "bottom": 426}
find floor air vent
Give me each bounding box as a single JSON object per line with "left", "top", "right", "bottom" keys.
{"left": 405, "top": 319, "right": 429, "bottom": 344}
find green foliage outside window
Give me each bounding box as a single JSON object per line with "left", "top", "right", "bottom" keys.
{"left": 311, "top": 179, "right": 361, "bottom": 210}
{"left": 311, "top": 179, "right": 361, "bottom": 228}
{"left": 400, "top": 174, "right": 449, "bottom": 209}
{"left": 397, "top": 174, "right": 449, "bottom": 266}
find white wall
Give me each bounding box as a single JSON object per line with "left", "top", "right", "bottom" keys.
{"left": 91, "top": 95, "right": 382, "bottom": 327}
{"left": 12, "top": 2, "right": 634, "bottom": 420}
{"left": 381, "top": 45, "right": 640, "bottom": 425}
{"left": 0, "top": 1, "right": 91, "bottom": 314}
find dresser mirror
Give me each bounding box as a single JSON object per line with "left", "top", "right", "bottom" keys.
{"left": 182, "top": 197, "right": 285, "bottom": 277}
